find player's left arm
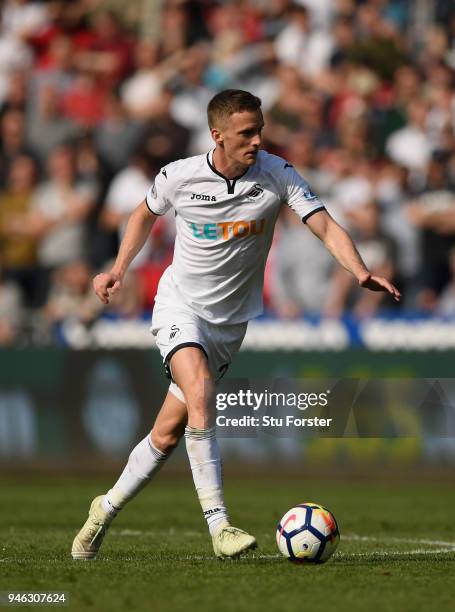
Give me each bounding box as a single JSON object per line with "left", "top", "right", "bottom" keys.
{"left": 306, "top": 209, "right": 401, "bottom": 301}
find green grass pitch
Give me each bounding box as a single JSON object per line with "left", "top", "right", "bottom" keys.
{"left": 1, "top": 474, "right": 454, "bottom": 612}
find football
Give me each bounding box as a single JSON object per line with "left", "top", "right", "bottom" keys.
{"left": 276, "top": 502, "right": 340, "bottom": 563}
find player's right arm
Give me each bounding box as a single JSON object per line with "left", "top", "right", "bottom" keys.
{"left": 94, "top": 165, "right": 174, "bottom": 304}
{"left": 93, "top": 200, "right": 158, "bottom": 304}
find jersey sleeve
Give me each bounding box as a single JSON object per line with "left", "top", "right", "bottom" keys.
{"left": 145, "top": 166, "right": 173, "bottom": 216}
{"left": 281, "top": 163, "right": 326, "bottom": 223}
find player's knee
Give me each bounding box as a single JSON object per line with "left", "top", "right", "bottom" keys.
{"left": 184, "top": 370, "right": 213, "bottom": 410}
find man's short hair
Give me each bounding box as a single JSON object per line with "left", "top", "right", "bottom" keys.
{"left": 207, "top": 90, "right": 262, "bottom": 129}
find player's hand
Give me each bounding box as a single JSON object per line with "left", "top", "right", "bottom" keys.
{"left": 358, "top": 273, "right": 401, "bottom": 302}
{"left": 93, "top": 272, "right": 122, "bottom": 304}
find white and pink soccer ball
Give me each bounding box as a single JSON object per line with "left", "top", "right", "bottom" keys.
{"left": 276, "top": 502, "right": 340, "bottom": 563}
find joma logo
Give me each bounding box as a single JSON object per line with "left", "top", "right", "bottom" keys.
{"left": 191, "top": 193, "right": 217, "bottom": 201}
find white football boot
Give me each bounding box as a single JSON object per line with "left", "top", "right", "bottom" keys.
{"left": 71, "top": 496, "right": 114, "bottom": 560}
{"left": 212, "top": 522, "right": 257, "bottom": 559}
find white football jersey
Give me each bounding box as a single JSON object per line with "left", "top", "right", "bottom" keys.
{"left": 145, "top": 149, "right": 325, "bottom": 324}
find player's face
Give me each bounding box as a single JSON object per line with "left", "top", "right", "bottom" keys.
{"left": 214, "top": 110, "right": 264, "bottom": 168}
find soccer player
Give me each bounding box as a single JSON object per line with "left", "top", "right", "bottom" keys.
{"left": 71, "top": 90, "right": 400, "bottom": 560}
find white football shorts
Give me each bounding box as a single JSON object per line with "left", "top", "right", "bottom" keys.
{"left": 151, "top": 295, "right": 248, "bottom": 403}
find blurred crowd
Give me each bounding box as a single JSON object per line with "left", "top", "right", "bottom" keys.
{"left": 1, "top": 0, "right": 455, "bottom": 346}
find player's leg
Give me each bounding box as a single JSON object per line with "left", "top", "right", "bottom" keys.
{"left": 71, "top": 390, "right": 187, "bottom": 560}
{"left": 103, "top": 390, "right": 187, "bottom": 513}
{"left": 169, "top": 346, "right": 257, "bottom": 558}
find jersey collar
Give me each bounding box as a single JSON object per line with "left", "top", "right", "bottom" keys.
{"left": 206, "top": 149, "right": 251, "bottom": 195}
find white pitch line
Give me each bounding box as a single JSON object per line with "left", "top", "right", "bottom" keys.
{"left": 114, "top": 529, "right": 455, "bottom": 550}
{"left": 116, "top": 529, "right": 203, "bottom": 538}
{"left": 111, "top": 529, "right": 455, "bottom": 559}
{"left": 343, "top": 534, "right": 455, "bottom": 550}
{"left": 337, "top": 549, "right": 455, "bottom": 558}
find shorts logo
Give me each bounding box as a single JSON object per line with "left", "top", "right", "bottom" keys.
{"left": 190, "top": 218, "right": 266, "bottom": 240}
{"left": 169, "top": 325, "right": 181, "bottom": 341}
{"left": 246, "top": 183, "right": 264, "bottom": 200}
{"left": 190, "top": 193, "right": 217, "bottom": 201}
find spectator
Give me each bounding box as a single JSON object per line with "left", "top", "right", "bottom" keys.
{"left": 437, "top": 246, "right": 455, "bottom": 317}
{"left": 73, "top": 134, "right": 102, "bottom": 189}
{"left": 206, "top": 4, "right": 272, "bottom": 89}
{"left": 32, "top": 34, "right": 75, "bottom": 97}
{"left": 0, "top": 33, "right": 33, "bottom": 106}
{"left": 9, "top": 145, "right": 97, "bottom": 306}
{"left": 406, "top": 152, "right": 455, "bottom": 310}
{"left": 274, "top": 3, "right": 333, "bottom": 79}
{"left": 141, "top": 87, "right": 190, "bottom": 168}
{"left": 0, "top": 263, "right": 23, "bottom": 346}
{"left": 283, "top": 130, "right": 334, "bottom": 199}
{"left": 376, "top": 161, "right": 420, "bottom": 305}
{"left": 274, "top": 5, "right": 311, "bottom": 69}
{"left": 26, "top": 83, "right": 81, "bottom": 167}
{"left": 100, "top": 150, "right": 156, "bottom": 269}
{"left": 263, "top": 65, "right": 306, "bottom": 150}
{"left": 262, "top": 0, "right": 293, "bottom": 40}
{"left": 31, "top": 145, "right": 96, "bottom": 267}
{"left": 73, "top": 10, "right": 133, "bottom": 90}
{"left": 369, "top": 63, "right": 419, "bottom": 156}
{"left": 2, "top": 0, "right": 50, "bottom": 41}
{"left": 0, "top": 109, "right": 35, "bottom": 185}
{"left": 386, "top": 98, "right": 432, "bottom": 173}
{"left": 160, "top": 2, "right": 191, "bottom": 58}
{"left": 324, "top": 201, "right": 397, "bottom": 318}
{"left": 61, "top": 69, "right": 106, "bottom": 128}
{"left": 0, "top": 154, "right": 40, "bottom": 305}
{"left": 44, "top": 260, "right": 101, "bottom": 325}
{"left": 0, "top": 69, "right": 28, "bottom": 114}
{"left": 170, "top": 44, "right": 215, "bottom": 154}
{"left": 120, "top": 40, "right": 164, "bottom": 121}
{"left": 327, "top": 154, "right": 375, "bottom": 230}
{"left": 329, "top": 15, "right": 356, "bottom": 68}
{"left": 94, "top": 92, "right": 143, "bottom": 175}
{"left": 270, "top": 206, "right": 333, "bottom": 317}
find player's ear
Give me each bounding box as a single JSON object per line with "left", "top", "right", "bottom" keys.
{"left": 211, "top": 126, "right": 224, "bottom": 147}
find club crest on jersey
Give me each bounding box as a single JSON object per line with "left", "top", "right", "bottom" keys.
{"left": 303, "top": 184, "right": 317, "bottom": 200}
{"left": 190, "top": 192, "right": 217, "bottom": 201}
{"left": 245, "top": 183, "right": 264, "bottom": 200}
{"left": 190, "top": 218, "right": 265, "bottom": 240}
